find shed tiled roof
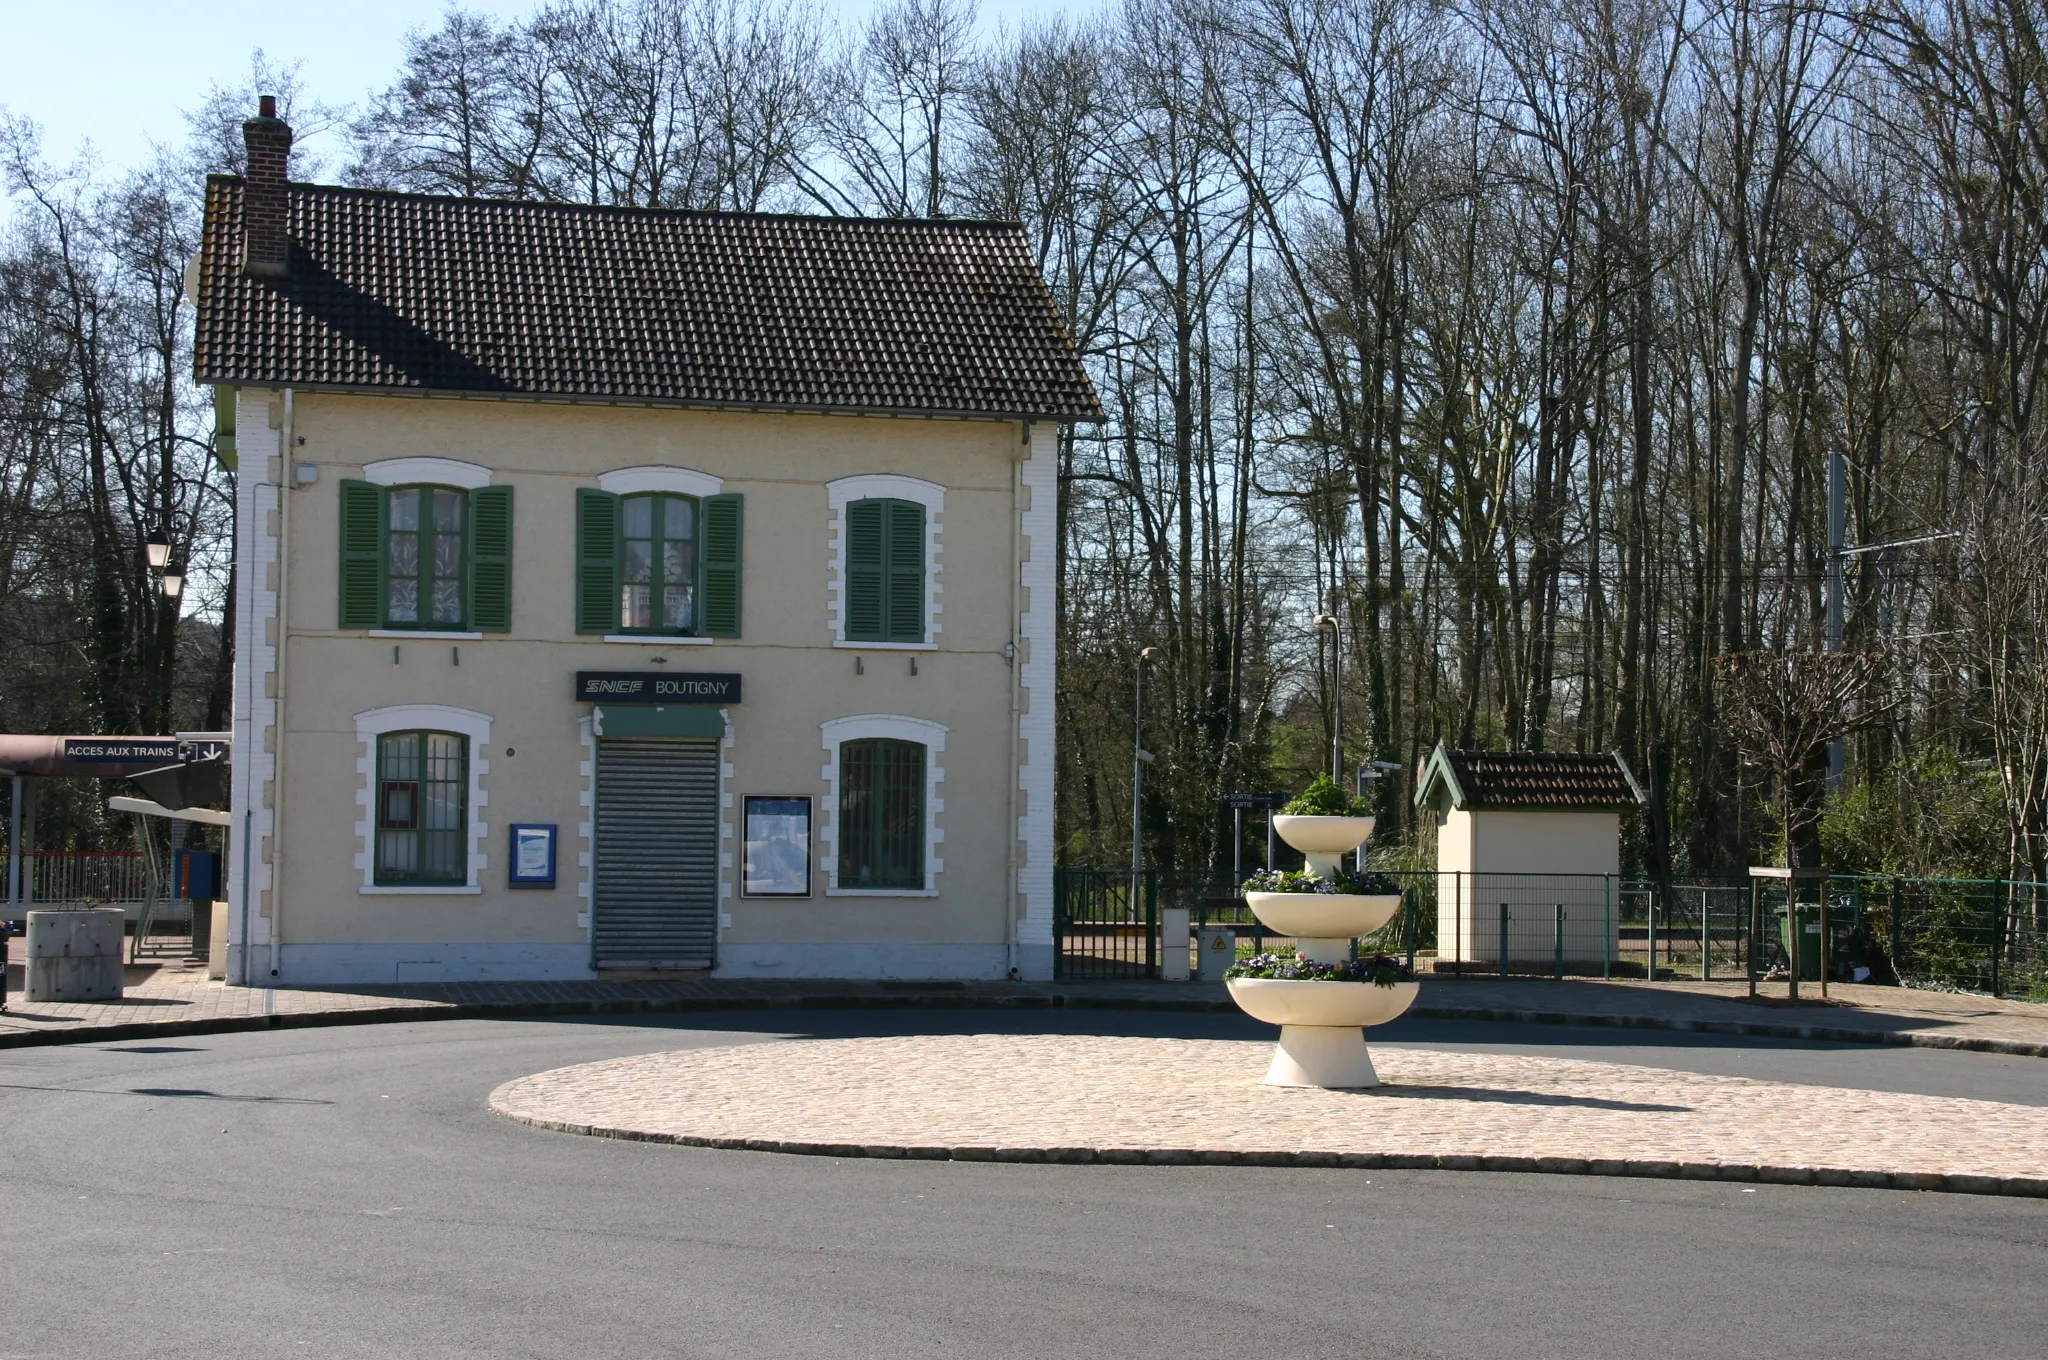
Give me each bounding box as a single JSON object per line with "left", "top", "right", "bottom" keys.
{"left": 192, "top": 179, "right": 1103, "bottom": 422}
{"left": 1417, "top": 746, "right": 1644, "bottom": 811}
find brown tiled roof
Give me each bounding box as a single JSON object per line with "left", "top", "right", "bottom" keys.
{"left": 1419, "top": 746, "right": 1644, "bottom": 811}
{"left": 192, "top": 179, "right": 1103, "bottom": 422}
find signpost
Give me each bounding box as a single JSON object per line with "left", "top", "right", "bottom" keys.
{"left": 1221, "top": 792, "right": 1288, "bottom": 877}
{"left": 573, "top": 671, "right": 742, "bottom": 705}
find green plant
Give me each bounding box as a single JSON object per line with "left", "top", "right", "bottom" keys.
{"left": 1242, "top": 867, "right": 1402, "bottom": 896}
{"left": 1820, "top": 748, "right": 2007, "bottom": 880}
{"left": 1225, "top": 949, "right": 1414, "bottom": 987}
{"left": 1282, "top": 774, "right": 1369, "bottom": 817}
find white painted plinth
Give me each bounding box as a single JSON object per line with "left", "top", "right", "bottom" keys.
{"left": 1264, "top": 1024, "right": 1382, "bottom": 1088}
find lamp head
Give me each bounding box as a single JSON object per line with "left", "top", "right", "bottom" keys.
{"left": 145, "top": 530, "right": 170, "bottom": 570}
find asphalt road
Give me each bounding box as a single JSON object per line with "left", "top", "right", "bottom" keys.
{"left": 3, "top": 1010, "right": 2045, "bottom": 1360}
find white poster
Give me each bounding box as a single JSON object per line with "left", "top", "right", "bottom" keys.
{"left": 744, "top": 797, "right": 811, "bottom": 896}
{"left": 512, "top": 825, "right": 554, "bottom": 882}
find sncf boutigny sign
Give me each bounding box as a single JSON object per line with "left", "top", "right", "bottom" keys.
{"left": 574, "top": 671, "right": 742, "bottom": 705}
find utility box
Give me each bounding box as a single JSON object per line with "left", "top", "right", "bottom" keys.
{"left": 1196, "top": 925, "right": 1236, "bottom": 983}
{"left": 1160, "top": 907, "right": 1191, "bottom": 981}
{"left": 25, "top": 908, "right": 124, "bottom": 1002}
{"left": 208, "top": 900, "right": 230, "bottom": 980}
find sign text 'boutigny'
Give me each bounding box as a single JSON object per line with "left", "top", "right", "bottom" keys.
{"left": 573, "top": 671, "right": 743, "bottom": 705}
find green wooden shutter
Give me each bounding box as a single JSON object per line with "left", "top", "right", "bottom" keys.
{"left": 338, "top": 479, "right": 386, "bottom": 629}
{"left": 468, "top": 485, "right": 513, "bottom": 632}
{"left": 845, "top": 499, "right": 885, "bottom": 641}
{"left": 884, "top": 499, "right": 926, "bottom": 643}
{"left": 701, "top": 493, "right": 743, "bottom": 637}
{"left": 576, "top": 488, "right": 620, "bottom": 634}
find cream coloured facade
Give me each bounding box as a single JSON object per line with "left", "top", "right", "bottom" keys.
{"left": 225, "top": 392, "right": 1062, "bottom": 984}
{"left": 1414, "top": 744, "right": 1643, "bottom": 969}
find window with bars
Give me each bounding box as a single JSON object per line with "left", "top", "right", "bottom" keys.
{"left": 337, "top": 481, "right": 513, "bottom": 631}
{"left": 375, "top": 730, "right": 468, "bottom": 885}
{"left": 844, "top": 497, "right": 925, "bottom": 642}
{"left": 837, "top": 737, "right": 925, "bottom": 890}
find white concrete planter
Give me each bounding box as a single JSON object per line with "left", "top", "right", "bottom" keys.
{"left": 1228, "top": 976, "right": 1420, "bottom": 1028}
{"left": 1271, "top": 814, "right": 1375, "bottom": 879}
{"left": 1229, "top": 809, "right": 1415, "bottom": 1089}
{"left": 1227, "top": 978, "right": 1420, "bottom": 1088}
{"left": 24, "top": 908, "right": 125, "bottom": 1002}
{"left": 1271, "top": 814, "right": 1376, "bottom": 855}
{"left": 1244, "top": 892, "right": 1402, "bottom": 941}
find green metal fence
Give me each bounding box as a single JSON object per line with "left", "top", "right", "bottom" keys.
{"left": 1055, "top": 866, "right": 2048, "bottom": 999}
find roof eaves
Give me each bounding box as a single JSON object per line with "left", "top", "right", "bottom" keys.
{"left": 186, "top": 376, "right": 1103, "bottom": 425}
{"left": 1412, "top": 742, "right": 1468, "bottom": 811}
{"left": 1612, "top": 750, "right": 1649, "bottom": 807}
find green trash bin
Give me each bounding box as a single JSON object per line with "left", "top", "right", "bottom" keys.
{"left": 1775, "top": 901, "right": 1858, "bottom": 981}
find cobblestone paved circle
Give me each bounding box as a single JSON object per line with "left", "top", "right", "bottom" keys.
{"left": 489, "top": 1034, "right": 2048, "bottom": 1197}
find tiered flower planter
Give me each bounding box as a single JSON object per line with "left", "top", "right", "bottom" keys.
{"left": 1226, "top": 813, "right": 1419, "bottom": 1089}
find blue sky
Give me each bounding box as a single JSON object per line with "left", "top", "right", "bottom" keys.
{"left": 0, "top": 0, "right": 1100, "bottom": 174}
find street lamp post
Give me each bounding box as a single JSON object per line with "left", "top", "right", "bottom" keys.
{"left": 1131, "top": 647, "right": 1159, "bottom": 876}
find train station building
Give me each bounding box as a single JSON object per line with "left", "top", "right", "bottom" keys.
{"left": 193, "top": 101, "right": 1098, "bottom": 985}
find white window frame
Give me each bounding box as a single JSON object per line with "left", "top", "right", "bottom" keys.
{"left": 353, "top": 703, "right": 492, "bottom": 894}
{"left": 819, "top": 713, "right": 946, "bottom": 896}
{"left": 826, "top": 474, "right": 942, "bottom": 650}
{"left": 361, "top": 457, "right": 493, "bottom": 489}
{"left": 597, "top": 465, "right": 724, "bottom": 499}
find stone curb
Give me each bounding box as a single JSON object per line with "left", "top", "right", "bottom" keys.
{"left": 484, "top": 1100, "right": 2048, "bottom": 1200}
{"left": 1, "top": 989, "right": 2044, "bottom": 1059}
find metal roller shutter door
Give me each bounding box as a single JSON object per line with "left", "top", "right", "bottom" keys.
{"left": 592, "top": 738, "right": 719, "bottom": 968}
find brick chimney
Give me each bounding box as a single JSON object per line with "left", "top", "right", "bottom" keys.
{"left": 241, "top": 94, "right": 293, "bottom": 279}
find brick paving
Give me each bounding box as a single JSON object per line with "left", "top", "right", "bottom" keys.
{"left": 488, "top": 1034, "right": 2048, "bottom": 1197}
{"left": 5, "top": 960, "right": 2048, "bottom": 1057}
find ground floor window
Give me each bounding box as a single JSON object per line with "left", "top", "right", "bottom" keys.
{"left": 837, "top": 738, "right": 925, "bottom": 890}
{"left": 376, "top": 730, "right": 468, "bottom": 884}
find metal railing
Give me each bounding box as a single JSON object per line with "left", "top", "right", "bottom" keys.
{"left": 1054, "top": 866, "right": 2048, "bottom": 1000}
{"left": 1, "top": 852, "right": 190, "bottom": 931}
{"left": 10, "top": 852, "right": 157, "bottom": 906}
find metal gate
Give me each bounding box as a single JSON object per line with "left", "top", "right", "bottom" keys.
{"left": 1053, "top": 868, "right": 1158, "bottom": 979}
{"left": 592, "top": 738, "right": 719, "bottom": 969}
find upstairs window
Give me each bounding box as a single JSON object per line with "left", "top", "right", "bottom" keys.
{"left": 837, "top": 737, "right": 926, "bottom": 890}
{"left": 844, "top": 497, "right": 925, "bottom": 643}
{"left": 621, "top": 493, "right": 697, "bottom": 632}
{"left": 375, "top": 730, "right": 468, "bottom": 885}
{"left": 577, "top": 487, "right": 742, "bottom": 636}
{"left": 339, "top": 480, "right": 512, "bottom": 632}
{"left": 388, "top": 486, "right": 464, "bottom": 626}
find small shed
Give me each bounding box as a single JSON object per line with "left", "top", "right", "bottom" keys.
{"left": 1414, "top": 744, "right": 1645, "bottom": 970}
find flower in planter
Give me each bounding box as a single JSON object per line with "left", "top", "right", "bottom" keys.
{"left": 1241, "top": 866, "right": 1403, "bottom": 897}
{"left": 1225, "top": 950, "right": 1415, "bottom": 988}
{"left": 1280, "top": 773, "right": 1371, "bottom": 817}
